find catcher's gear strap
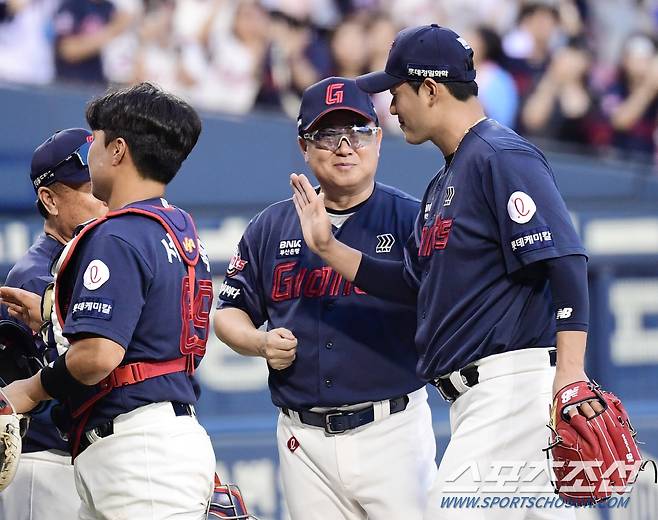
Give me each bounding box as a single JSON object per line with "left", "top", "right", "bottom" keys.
{"left": 0, "top": 390, "right": 21, "bottom": 491}
{"left": 50, "top": 203, "right": 205, "bottom": 459}
{"left": 544, "top": 254, "right": 589, "bottom": 332}
{"left": 40, "top": 351, "right": 90, "bottom": 402}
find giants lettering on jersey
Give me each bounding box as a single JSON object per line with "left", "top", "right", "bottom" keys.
{"left": 271, "top": 261, "right": 366, "bottom": 301}
{"left": 419, "top": 216, "right": 453, "bottom": 257}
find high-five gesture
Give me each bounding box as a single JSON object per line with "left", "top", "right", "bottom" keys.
{"left": 290, "top": 173, "right": 333, "bottom": 255}
{"left": 290, "top": 173, "right": 362, "bottom": 281}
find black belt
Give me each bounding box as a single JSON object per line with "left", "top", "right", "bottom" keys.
{"left": 78, "top": 402, "right": 194, "bottom": 454}
{"left": 282, "top": 395, "right": 410, "bottom": 435}
{"left": 431, "top": 348, "right": 557, "bottom": 403}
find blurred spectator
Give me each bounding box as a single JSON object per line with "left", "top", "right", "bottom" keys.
{"left": 53, "top": 0, "right": 134, "bottom": 84}
{"left": 330, "top": 15, "right": 368, "bottom": 78}
{"left": 521, "top": 38, "right": 606, "bottom": 147}
{"left": 101, "top": 0, "right": 143, "bottom": 84}
{"left": 0, "top": 0, "right": 58, "bottom": 84}
{"left": 466, "top": 25, "right": 519, "bottom": 128}
{"left": 187, "top": 0, "right": 270, "bottom": 113}
{"left": 504, "top": 2, "right": 562, "bottom": 100}
{"left": 256, "top": 8, "right": 331, "bottom": 117}
{"left": 365, "top": 11, "right": 400, "bottom": 132}
{"left": 131, "top": 0, "right": 182, "bottom": 93}
{"left": 601, "top": 33, "right": 658, "bottom": 160}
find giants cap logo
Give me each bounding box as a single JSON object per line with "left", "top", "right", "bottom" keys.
{"left": 325, "top": 83, "right": 344, "bottom": 105}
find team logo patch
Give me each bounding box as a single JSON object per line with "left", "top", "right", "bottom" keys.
{"left": 287, "top": 436, "right": 300, "bottom": 453}
{"left": 226, "top": 250, "right": 248, "bottom": 277}
{"left": 376, "top": 234, "right": 395, "bottom": 253}
{"left": 277, "top": 239, "right": 302, "bottom": 258}
{"left": 71, "top": 297, "right": 113, "bottom": 320}
{"left": 507, "top": 191, "right": 536, "bottom": 224}
{"left": 183, "top": 236, "right": 196, "bottom": 253}
{"left": 510, "top": 226, "right": 553, "bottom": 255}
{"left": 443, "top": 186, "right": 455, "bottom": 206}
{"left": 83, "top": 259, "right": 110, "bottom": 290}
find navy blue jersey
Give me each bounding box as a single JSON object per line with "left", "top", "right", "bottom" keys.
{"left": 407, "top": 119, "right": 586, "bottom": 379}
{"left": 59, "top": 199, "right": 212, "bottom": 429}
{"left": 3, "top": 234, "right": 69, "bottom": 453}
{"left": 217, "top": 183, "right": 424, "bottom": 409}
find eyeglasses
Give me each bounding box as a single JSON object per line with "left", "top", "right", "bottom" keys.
{"left": 303, "top": 126, "right": 380, "bottom": 152}
{"left": 32, "top": 139, "right": 92, "bottom": 189}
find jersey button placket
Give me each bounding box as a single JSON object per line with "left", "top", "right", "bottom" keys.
{"left": 325, "top": 341, "right": 333, "bottom": 350}
{"left": 324, "top": 379, "right": 333, "bottom": 388}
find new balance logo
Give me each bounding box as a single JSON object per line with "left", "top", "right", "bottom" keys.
{"left": 556, "top": 307, "right": 573, "bottom": 319}
{"left": 376, "top": 234, "right": 395, "bottom": 253}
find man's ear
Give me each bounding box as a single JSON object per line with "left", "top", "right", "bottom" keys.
{"left": 111, "top": 137, "right": 128, "bottom": 166}
{"left": 424, "top": 78, "right": 441, "bottom": 106}
{"left": 37, "top": 187, "right": 57, "bottom": 217}
{"left": 298, "top": 137, "right": 309, "bottom": 162}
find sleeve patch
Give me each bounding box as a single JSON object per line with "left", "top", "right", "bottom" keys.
{"left": 217, "top": 279, "right": 242, "bottom": 301}
{"left": 510, "top": 226, "right": 554, "bottom": 255}
{"left": 507, "top": 191, "right": 537, "bottom": 224}
{"left": 71, "top": 297, "right": 114, "bottom": 320}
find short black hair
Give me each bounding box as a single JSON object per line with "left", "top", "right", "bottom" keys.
{"left": 408, "top": 80, "right": 479, "bottom": 100}
{"left": 85, "top": 82, "right": 202, "bottom": 185}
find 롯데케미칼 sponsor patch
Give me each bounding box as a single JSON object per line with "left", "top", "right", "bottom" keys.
{"left": 71, "top": 297, "right": 113, "bottom": 320}
{"left": 510, "top": 226, "right": 553, "bottom": 255}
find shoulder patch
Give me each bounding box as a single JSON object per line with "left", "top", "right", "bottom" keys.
{"left": 507, "top": 191, "right": 536, "bottom": 224}
{"left": 83, "top": 259, "right": 110, "bottom": 290}
{"left": 71, "top": 297, "right": 113, "bottom": 320}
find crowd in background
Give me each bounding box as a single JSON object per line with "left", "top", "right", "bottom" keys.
{"left": 1, "top": 0, "right": 658, "bottom": 164}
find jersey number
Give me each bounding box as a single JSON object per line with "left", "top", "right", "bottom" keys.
{"left": 180, "top": 277, "right": 213, "bottom": 357}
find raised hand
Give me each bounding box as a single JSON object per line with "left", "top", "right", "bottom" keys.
{"left": 0, "top": 287, "right": 43, "bottom": 333}
{"left": 290, "top": 173, "right": 334, "bottom": 255}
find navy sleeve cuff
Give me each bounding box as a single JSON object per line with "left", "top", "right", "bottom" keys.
{"left": 354, "top": 255, "right": 417, "bottom": 306}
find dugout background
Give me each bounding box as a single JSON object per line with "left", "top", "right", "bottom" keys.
{"left": 0, "top": 85, "right": 657, "bottom": 519}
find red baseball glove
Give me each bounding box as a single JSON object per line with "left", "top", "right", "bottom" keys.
{"left": 545, "top": 381, "right": 641, "bottom": 504}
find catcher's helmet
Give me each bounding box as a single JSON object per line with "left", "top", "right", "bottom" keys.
{"left": 0, "top": 320, "right": 43, "bottom": 386}
{"left": 207, "top": 478, "right": 258, "bottom": 519}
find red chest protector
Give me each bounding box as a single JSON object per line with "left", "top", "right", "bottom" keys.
{"left": 54, "top": 203, "right": 212, "bottom": 458}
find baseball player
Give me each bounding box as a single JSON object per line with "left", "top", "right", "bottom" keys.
{"left": 291, "top": 25, "right": 598, "bottom": 519}
{"left": 214, "top": 77, "right": 436, "bottom": 520}
{"left": 0, "top": 83, "right": 216, "bottom": 519}
{"left": 0, "top": 128, "right": 106, "bottom": 520}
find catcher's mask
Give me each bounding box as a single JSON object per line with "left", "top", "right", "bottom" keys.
{"left": 0, "top": 320, "right": 44, "bottom": 386}
{"left": 207, "top": 477, "right": 259, "bottom": 520}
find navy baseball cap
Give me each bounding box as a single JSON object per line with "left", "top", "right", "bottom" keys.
{"left": 356, "top": 24, "right": 476, "bottom": 93}
{"left": 30, "top": 128, "right": 93, "bottom": 192}
{"left": 298, "top": 77, "right": 378, "bottom": 135}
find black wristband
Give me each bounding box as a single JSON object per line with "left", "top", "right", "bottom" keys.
{"left": 40, "top": 353, "right": 89, "bottom": 401}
